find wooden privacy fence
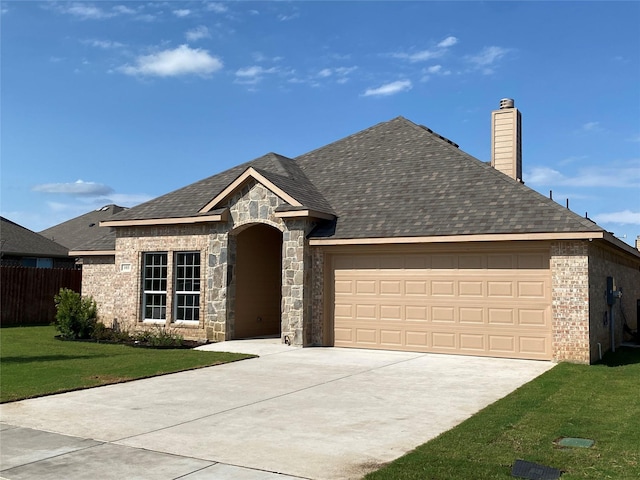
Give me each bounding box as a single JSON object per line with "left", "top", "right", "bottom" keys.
{"left": 1, "top": 266, "right": 82, "bottom": 326}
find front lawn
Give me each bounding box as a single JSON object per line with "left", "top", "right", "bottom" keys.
{"left": 0, "top": 325, "right": 253, "bottom": 403}
{"left": 366, "top": 347, "right": 640, "bottom": 480}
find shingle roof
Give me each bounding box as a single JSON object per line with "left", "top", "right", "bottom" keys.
{"left": 1, "top": 217, "right": 70, "bottom": 258}
{"left": 39, "top": 204, "right": 126, "bottom": 250}
{"left": 296, "top": 117, "right": 602, "bottom": 238}
{"left": 89, "top": 116, "right": 604, "bottom": 245}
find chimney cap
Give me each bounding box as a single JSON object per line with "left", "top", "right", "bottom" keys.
{"left": 499, "top": 98, "right": 515, "bottom": 109}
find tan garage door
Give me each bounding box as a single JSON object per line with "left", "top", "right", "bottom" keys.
{"left": 333, "top": 248, "right": 552, "bottom": 360}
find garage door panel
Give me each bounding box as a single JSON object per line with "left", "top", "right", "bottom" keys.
{"left": 460, "top": 334, "right": 485, "bottom": 351}
{"left": 405, "top": 281, "right": 427, "bottom": 295}
{"left": 519, "top": 308, "right": 548, "bottom": 326}
{"left": 487, "top": 281, "right": 513, "bottom": 297}
{"left": 380, "top": 280, "right": 401, "bottom": 295}
{"left": 488, "top": 335, "right": 516, "bottom": 353}
{"left": 355, "top": 304, "right": 376, "bottom": 319}
{"left": 380, "top": 305, "right": 402, "bottom": 321}
{"left": 518, "top": 281, "right": 546, "bottom": 298}
{"left": 432, "top": 332, "right": 456, "bottom": 349}
{"left": 459, "top": 281, "right": 483, "bottom": 296}
{"left": 488, "top": 308, "right": 515, "bottom": 325}
{"left": 432, "top": 306, "right": 455, "bottom": 322}
{"left": 460, "top": 307, "right": 484, "bottom": 323}
{"left": 355, "top": 328, "right": 377, "bottom": 344}
{"left": 406, "top": 306, "right": 428, "bottom": 321}
{"left": 333, "top": 249, "right": 551, "bottom": 360}
{"left": 355, "top": 280, "right": 376, "bottom": 294}
{"left": 380, "top": 329, "right": 402, "bottom": 346}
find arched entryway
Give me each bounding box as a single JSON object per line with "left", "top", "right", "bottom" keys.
{"left": 233, "top": 223, "right": 283, "bottom": 339}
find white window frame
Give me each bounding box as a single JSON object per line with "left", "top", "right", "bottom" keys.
{"left": 142, "top": 252, "right": 168, "bottom": 323}
{"left": 173, "top": 251, "right": 201, "bottom": 324}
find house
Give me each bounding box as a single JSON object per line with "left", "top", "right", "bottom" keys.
{"left": 71, "top": 100, "right": 640, "bottom": 364}
{"left": 1, "top": 217, "right": 75, "bottom": 268}
{"left": 39, "top": 204, "right": 127, "bottom": 254}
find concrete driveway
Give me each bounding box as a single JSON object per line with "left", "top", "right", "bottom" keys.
{"left": 0, "top": 341, "right": 553, "bottom": 480}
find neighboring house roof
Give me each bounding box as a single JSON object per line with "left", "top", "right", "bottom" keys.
{"left": 39, "top": 204, "right": 126, "bottom": 250}
{"left": 79, "top": 117, "right": 606, "bottom": 250}
{"left": 1, "top": 217, "right": 69, "bottom": 258}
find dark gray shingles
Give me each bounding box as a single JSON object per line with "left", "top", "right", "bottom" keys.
{"left": 39, "top": 204, "right": 126, "bottom": 250}
{"left": 295, "top": 117, "right": 603, "bottom": 238}
{"left": 104, "top": 116, "right": 604, "bottom": 240}
{"left": 1, "top": 217, "right": 69, "bottom": 257}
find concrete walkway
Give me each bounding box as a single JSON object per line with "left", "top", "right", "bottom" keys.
{"left": 0, "top": 342, "right": 554, "bottom": 479}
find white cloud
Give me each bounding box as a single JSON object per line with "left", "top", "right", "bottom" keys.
{"left": 582, "top": 121, "right": 601, "bottom": 132}
{"left": 62, "top": 3, "right": 114, "bottom": 20}
{"left": 83, "top": 39, "right": 125, "bottom": 49}
{"left": 393, "top": 36, "right": 458, "bottom": 63}
{"left": 526, "top": 161, "right": 640, "bottom": 188}
{"left": 173, "top": 9, "right": 191, "bottom": 17}
{"left": 467, "top": 46, "right": 510, "bottom": 73}
{"left": 118, "top": 45, "right": 223, "bottom": 77}
{"left": 318, "top": 68, "right": 332, "bottom": 78}
{"left": 205, "top": 2, "right": 228, "bottom": 13}
{"left": 185, "top": 26, "right": 211, "bottom": 41}
{"left": 437, "top": 36, "right": 458, "bottom": 48}
{"left": 593, "top": 210, "right": 640, "bottom": 225}
{"left": 278, "top": 12, "right": 299, "bottom": 21}
{"left": 32, "top": 180, "right": 114, "bottom": 196}
{"left": 235, "top": 65, "right": 278, "bottom": 85}
{"left": 113, "top": 5, "right": 135, "bottom": 15}
{"left": 363, "top": 80, "right": 412, "bottom": 97}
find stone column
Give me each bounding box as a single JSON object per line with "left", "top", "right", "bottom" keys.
{"left": 281, "top": 219, "right": 313, "bottom": 346}
{"left": 206, "top": 231, "right": 230, "bottom": 341}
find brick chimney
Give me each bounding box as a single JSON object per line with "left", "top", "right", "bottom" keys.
{"left": 491, "top": 98, "right": 523, "bottom": 183}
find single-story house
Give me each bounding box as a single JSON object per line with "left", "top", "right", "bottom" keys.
{"left": 1, "top": 217, "right": 75, "bottom": 269}
{"left": 71, "top": 100, "right": 640, "bottom": 364}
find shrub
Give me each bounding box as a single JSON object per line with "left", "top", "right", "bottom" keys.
{"left": 134, "top": 325, "right": 184, "bottom": 347}
{"left": 53, "top": 288, "right": 98, "bottom": 340}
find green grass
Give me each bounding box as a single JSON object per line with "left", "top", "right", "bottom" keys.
{"left": 0, "top": 325, "right": 254, "bottom": 403}
{"left": 366, "top": 347, "right": 640, "bottom": 480}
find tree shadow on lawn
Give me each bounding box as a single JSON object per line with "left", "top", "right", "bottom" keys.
{"left": 2, "top": 354, "right": 111, "bottom": 364}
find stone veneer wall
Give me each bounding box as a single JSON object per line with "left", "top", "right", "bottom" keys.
{"left": 81, "top": 255, "right": 116, "bottom": 324}
{"left": 588, "top": 241, "right": 640, "bottom": 363}
{"left": 310, "top": 246, "right": 325, "bottom": 346}
{"left": 550, "top": 240, "right": 590, "bottom": 363}
{"left": 281, "top": 219, "right": 315, "bottom": 346}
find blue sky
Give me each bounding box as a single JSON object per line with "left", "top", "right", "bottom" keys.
{"left": 2, "top": 1, "right": 639, "bottom": 245}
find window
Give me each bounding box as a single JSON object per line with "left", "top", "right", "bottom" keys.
{"left": 174, "top": 252, "right": 200, "bottom": 322}
{"left": 143, "top": 253, "right": 167, "bottom": 321}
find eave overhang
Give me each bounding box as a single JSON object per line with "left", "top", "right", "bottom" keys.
{"left": 275, "top": 209, "right": 335, "bottom": 221}
{"left": 309, "top": 231, "right": 610, "bottom": 246}
{"left": 68, "top": 250, "right": 116, "bottom": 256}
{"left": 100, "top": 209, "right": 229, "bottom": 228}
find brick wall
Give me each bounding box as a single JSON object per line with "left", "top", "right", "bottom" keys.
{"left": 588, "top": 241, "right": 640, "bottom": 362}
{"left": 82, "top": 255, "right": 116, "bottom": 323}
{"left": 551, "top": 240, "right": 590, "bottom": 363}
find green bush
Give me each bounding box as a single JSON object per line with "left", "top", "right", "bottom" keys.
{"left": 53, "top": 288, "right": 98, "bottom": 339}
{"left": 134, "top": 325, "right": 184, "bottom": 347}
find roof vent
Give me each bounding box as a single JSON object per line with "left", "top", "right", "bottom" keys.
{"left": 499, "top": 98, "right": 515, "bottom": 109}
